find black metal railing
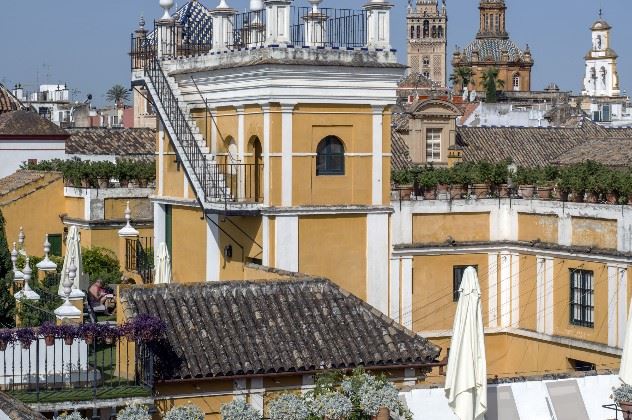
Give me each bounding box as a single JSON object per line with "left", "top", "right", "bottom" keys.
{"left": 135, "top": 37, "right": 264, "bottom": 207}
{"left": 213, "top": 161, "right": 264, "bottom": 204}
{"left": 1, "top": 331, "right": 154, "bottom": 404}
{"left": 125, "top": 237, "right": 154, "bottom": 284}
{"left": 291, "top": 7, "right": 368, "bottom": 48}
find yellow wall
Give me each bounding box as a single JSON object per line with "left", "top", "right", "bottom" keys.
{"left": 171, "top": 206, "right": 207, "bottom": 282}
{"left": 412, "top": 212, "right": 490, "bottom": 243}
{"left": 412, "top": 254, "right": 489, "bottom": 332}
{"left": 64, "top": 196, "right": 85, "bottom": 219}
{"left": 218, "top": 216, "right": 263, "bottom": 281}
{"left": 571, "top": 216, "right": 617, "bottom": 249}
{"left": 0, "top": 175, "right": 65, "bottom": 253}
{"left": 104, "top": 198, "right": 149, "bottom": 220}
{"left": 518, "top": 213, "right": 559, "bottom": 243}
{"left": 518, "top": 254, "right": 538, "bottom": 332}
{"left": 298, "top": 215, "right": 367, "bottom": 300}
{"left": 427, "top": 332, "right": 620, "bottom": 380}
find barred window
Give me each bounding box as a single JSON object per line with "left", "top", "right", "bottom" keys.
{"left": 570, "top": 269, "right": 594, "bottom": 328}
{"left": 453, "top": 265, "right": 478, "bottom": 301}
{"left": 316, "top": 136, "right": 345, "bottom": 176}
{"left": 425, "top": 128, "right": 442, "bottom": 162}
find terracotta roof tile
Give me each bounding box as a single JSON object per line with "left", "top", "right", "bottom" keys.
{"left": 555, "top": 137, "right": 632, "bottom": 166}
{"left": 121, "top": 279, "right": 440, "bottom": 380}
{"left": 0, "top": 171, "right": 62, "bottom": 196}
{"left": 66, "top": 128, "right": 155, "bottom": 156}
{"left": 0, "top": 111, "right": 68, "bottom": 137}
{"left": 0, "top": 392, "right": 46, "bottom": 419}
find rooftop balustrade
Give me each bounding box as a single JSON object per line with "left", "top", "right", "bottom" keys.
{"left": 130, "top": 0, "right": 393, "bottom": 70}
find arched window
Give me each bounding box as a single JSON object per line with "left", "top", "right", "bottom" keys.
{"left": 513, "top": 73, "right": 520, "bottom": 91}
{"left": 423, "top": 21, "right": 429, "bottom": 38}
{"left": 431, "top": 26, "right": 437, "bottom": 38}
{"left": 438, "top": 26, "right": 444, "bottom": 38}
{"left": 416, "top": 25, "right": 421, "bottom": 38}
{"left": 410, "top": 26, "right": 414, "bottom": 40}
{"left": 316, "top": 136, "right": 345, "bottom": 176}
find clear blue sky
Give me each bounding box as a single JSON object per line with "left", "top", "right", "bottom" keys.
{"left": 0, "top": 0, "right": 628, "bottom": 105}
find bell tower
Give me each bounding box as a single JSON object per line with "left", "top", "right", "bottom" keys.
{"left": 406, "top": 0, "right": 447, "bottom": 87}
{"left": 582, "top": 12, "right": 620, "bottom": 97}
{"left": 477, "top": 0, "right": 507, "bottom": 39}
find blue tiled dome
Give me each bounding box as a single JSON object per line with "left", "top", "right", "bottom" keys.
{"left": 462, "top": 38, "right": 526, "bottom": 62}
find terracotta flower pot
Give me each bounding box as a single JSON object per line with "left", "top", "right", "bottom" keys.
{"left": 605, "top": 192, "right": 618, "bottom": 204}
{"left": 585, "top": 192, "right": 599, "bottom": 203}
{"left": 571, "top": 191, "right": 585, "bottom": 203}
{"left": 20, "top": 341, "right": 32, "bottom": 350}
{"left": 536, "top": 186, "right": 552, "bottom": 200}
{"left": 64, "top": 336, "right": 74, "bottom": 346}
{"left": 519, "top": 185, "right": 535, "bottom": 199}
{"left": 497, "top": 184, "right": 510, "bottom": 198}
{"left": 372, "top": 407, "right": 389, "bottom": 420}
{"left": 0, "top": 341, "right": 7, "bottom": 351}
{"left": 97, "top": 178, "right": 109, "bottom": 189}
{"left": 105, "top": 337, "right": 114, "bottom": 345}
{"left": 619, "top": 401, "right": 632, "bottom": 420}
{"left": 471, "top": 183, "right": 489, "bottom": 199}
{"left": 423, "top": 188, "right": 436, "bottom": 200}
{"left": 84, "top": 334, "right": 94, "bottom": 345}
{"left": 450, "top": 185, "right": 466, "bottom": 200}
{"left": 397, "top": 185, "right": 413, "bottom": 200}
{"left": 45, "top": 335, "right": 55, "bottom": 347}
{"left": 119, "top": 179, "right": 131, "bottom": 188}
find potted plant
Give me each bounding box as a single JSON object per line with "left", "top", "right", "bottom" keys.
{"left": 126, "top": 314, "right": 166, "bottom": 342}
{"left": 313, "top": 393, "right": 353, "bottom": 420}
{"left": 535, "top": 170, "right": 553, "bottom": 200}
{"left": 58, "top": 324, "right": 78, "bottom": 346}
{"left": 491, "top": 161, "right": 510, "bottom": 198}
{"left": 268, "top": 394, "right": 309, "bottom": 420}
{"left": 94, "top": 161, "right": 115, "bottom": 189}
{"left": 434, "top": 168, "right": 451, "bottom": 199}
{"left": 450, "top": 164, "right": 470, "bottom": 200}
{"left": 220, "top": 399, "right": 261, "bottom": 420}
{"left": 601, "top": 169, "right": 619, "bottom": 204}
{"left": 612, "top": 383, "right": 632, "bottom": 420}
{"left": 15, "top": 328, "right": 36, "bottom": 349}
{"left": 515, "top": 167, "right": 536, "bottom": 199}
{"left": 79, "top": 323, "right": 100, "bottom": 345}
{"left": 39, "top": 322, "right": 58, "bottom": 347}
{"left": 471, "top": 162, "right": 493, "bottom": 199}
{"left": 391, "top": 169, "right": 414, "bottom": 200}
{"left": 0, "top": 330, "right": 14, "bottom": 351}
{"left": 417, "top": 168, "right": 437, "bottom": 200}
{"left": 100, "top": 324, "right": 120, "bottom": 345}
{"left": 117, "top": 403, "right": 152, "bottom": 420}
{"left": 116, "top": 159, "right": 133, "bottom": 188}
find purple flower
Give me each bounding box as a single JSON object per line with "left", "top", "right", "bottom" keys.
{"left": 15, "top": 328, "right": 36, "bottom": 347}
{"left": 39, "top": 322, "right": 59, "bottom": 338}
{"left": 0, "top": 329, "right": 14, "bottom": 344}
{"left": 57, "top": 324, "right": 79, "bottom": 339}
{"left": 126, "top": 314, "right": 166, "bottom": 342}
{"left": 78, "top": 323, "right": 100, "bottom": 339}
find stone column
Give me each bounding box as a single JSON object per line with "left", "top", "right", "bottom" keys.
{"left": 265, "top": 0, "right": 293, "bottom": 45}
{"left": 364, "top": 0, "right": 394, "bottom": 50}
{"left": 211, "top": 1, "right": 238, "bottom": 51}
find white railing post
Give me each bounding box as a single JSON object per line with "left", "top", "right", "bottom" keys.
{"left": 157, "top": 0, "right": 176, "bottom": 58}
{"left": 211, "top": 0, "right": 237, "bottom": 51}
{"left": 364, "top": 0, "right": 393, "bottom": 50}
{"left": 303, "top": 0, "right": 328, "bottom": 47}
{"left": 265, "top": 0, "right": 293, "bottom": 45}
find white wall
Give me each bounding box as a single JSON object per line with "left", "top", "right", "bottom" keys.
{"left": 0, "top": 139, "right": 66, "bottom": 178}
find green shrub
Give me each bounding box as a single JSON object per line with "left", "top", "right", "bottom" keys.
{"left": 82, "top": 247, "right": 122, "bottom": 285}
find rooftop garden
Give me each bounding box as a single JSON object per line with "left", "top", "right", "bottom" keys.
{"left": 392, "top": 160, "right": 632, "bottom": 204}
{"left": 21, "top": 158, "right": 156, "bottom": 189}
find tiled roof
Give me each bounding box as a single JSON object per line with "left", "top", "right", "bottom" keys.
{"left": 121, "top": 279, "right": 440, "bottom": 381}
{"left": 0, "top": 111, "right": 68, "bottom": 137}
{"left": 398, "top": 73, "right": 434, "bottom": 89}
{"left": 392, "top": 129, "right": 413, "bottom": 172}
{"left": 455, "top": 122, "right": 606, "bottom": 167}
{"left": 65, "top": 128, "right": 155, "bottom": 156}
{"left": 0, "top": 392, "right": 46, "bottom": 419}
{"left": 555, "top": 137, "right": 632, "bottom": 167}
{"left": 0, "top": 171, "right": 61, "bottom": 197}
{"left": 0, "top": 84, "right": 24, "bottom": 114}
{"left": 462, "top": 38, "right": 525, "bottom": 62}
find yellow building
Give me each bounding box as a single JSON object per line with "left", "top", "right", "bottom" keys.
{"left": 133, "top": 0, "right": 402, "bottom": 314}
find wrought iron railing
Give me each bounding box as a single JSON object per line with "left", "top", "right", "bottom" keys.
{"left": 125, "top": 237, "right": 154, "bottom": 284}
{"left": 134, "top": 36, "right": 264, "bottom": 207}
{"left": 1, "top": 331, "right": 153, "bottom": 404}
{"left": 290, "top": 7, "right": 368, "bottom": 48}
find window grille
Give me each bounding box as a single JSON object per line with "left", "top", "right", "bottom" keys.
{"left": 570, "top": 269, "right": 594, "bottom": 328}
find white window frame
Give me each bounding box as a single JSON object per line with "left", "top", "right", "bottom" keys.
{"left": 425, "top": 128, "right": 442, "bottom": 162}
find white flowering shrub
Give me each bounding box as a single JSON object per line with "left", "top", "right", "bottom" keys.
{"left": 54, "top": 412, "right": 87, "bottom": 420}
{"left": 164, "top": 404, "right": 205, "bottom": 420}
{"left": 312, "top": 393, "right": 353, "bottom": 420}
{"left": 268, "top": 394, "right": 309, "bottom": 420}
{"left": 117, "top": 403, "right": 152, "bottom": 420}
{"left": 220, "top": 399, "right": 261, "bottom": 420}
{"left": 359, "top": 381, "right": 400, "bottom": 416}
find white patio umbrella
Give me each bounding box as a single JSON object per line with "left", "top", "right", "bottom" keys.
{"left": 58, "top": 226, "right": 86, "bottom": 297}
{"left": 619, "top": 300, "right": 632, "bottom": 384}
{"left": 154, "top": 242, "right": 172, "bottom": 284}
{"left": 445, "top": 266, "right": 487, "bottom": 420}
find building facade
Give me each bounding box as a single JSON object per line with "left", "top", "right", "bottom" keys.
{"left": 451, "top": 0, "right": 533, "bottom": 92}
{"left": 406, "top": 0, "right": 447, "bottom": 87}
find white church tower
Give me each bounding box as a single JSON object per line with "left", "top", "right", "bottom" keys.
{"left": 582, "top": 12, "right": 620, "bottom": 97}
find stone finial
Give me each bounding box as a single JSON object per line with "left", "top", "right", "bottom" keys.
{"left": 14, "top": 257, "right": 39, "bottom": 301}
{"left": 17, "top": 227, "right": 24, "bottom": 249}
{"left": 11, "top": 242, "right": 23, "bottom": 281}
{"left": 217, "top": 0, "right": 230, "bottom": 8}
{"left": 139, "top": 15, "right": 146, "bottom": 29}
{"left": 54, "top": 257, "right": 81, "bottom": 319}
{"left": 118, "top": 201, "right": 140, "bottom": 237}
{"left": 36, "top": 234, "right": 58, "bottom": 272}
{"left": 308, "top": 0, "right": 322, "bottom": 13}
{"left": 250, "top": 0, "right": 264, "bottom": 11}
{"left": 159, "top": 0, "right": 175, "bottom": 20}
